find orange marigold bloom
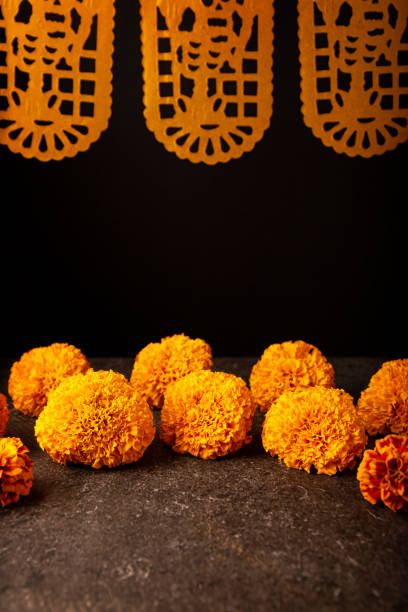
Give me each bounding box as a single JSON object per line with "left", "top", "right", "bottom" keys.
{"left": 0, "top": 437, "right": 34, "bottom": 508}
{"left": 357, "top": 435, "right": 408, "bottom": 512}
{"left": 0, "top": 394, "right": 9, "bottom": 438}
{"left": 357, "top": 359, "right": 408, "bottom": 435}
{"left": 250, "top": 340, "right": 335, "bottom": 413}
{"left": 35, "top": 370, "right": 155, "bottom": 469}
{"left": 161, "top": 370, "right": 256, "bottom": 460}
{"left": 262, "top": 387, "right": 367, "bottom": 475}
{"left": 130, "top": 334, "right": 213, "bottom": 408}
{"left": 9, "top": 342, "right": 90, "bottom": 417}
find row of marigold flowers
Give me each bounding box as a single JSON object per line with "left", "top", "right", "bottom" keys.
{"left": 1, "top": 335, "right": 407, "bottom": 511}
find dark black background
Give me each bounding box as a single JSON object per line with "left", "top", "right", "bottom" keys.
{"left": 0, "top": 0, "right": 405, "bottom": 359}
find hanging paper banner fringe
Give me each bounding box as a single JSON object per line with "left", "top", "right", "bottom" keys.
{"left": 298, "top": 0, "right": 408, "bottom": 157}
{"left": 140, "top": 0, "right": 274, "bottom": 165}
{"left": 0, "top": 0, "right": 115, "bottom": 161}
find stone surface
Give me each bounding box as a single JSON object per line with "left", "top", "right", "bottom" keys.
{"left": 0, "top": 357, "right": 407, "bottom": 612}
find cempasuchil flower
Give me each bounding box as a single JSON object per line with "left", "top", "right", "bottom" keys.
{"left": 130, "top": 334, "right": 213, "bottom": 408}
{"left": 35, "top": 370, "right": 155, "bottom": 469}
{"left": 0, "top": 394, "right": 9, "bottom": 438}
{"left": 262, "top": 387, "right": 367, "bottom": 475}
{"left": 357, "top": 435, "right": 408, "bottom": 512}
{"left": 250, "top": 340, "right": 335, "bottom": 413}
{"left": 160, "top": 370, "right": 256, "bottom": 460}
{"left": 357, "top": 359, "right": 408, "bottom": 435}
{"left": 0, "top": 437, "right": 34, "bottom": 508}
{"left": 9, "top": 342, "right": 90, "bottom": 417}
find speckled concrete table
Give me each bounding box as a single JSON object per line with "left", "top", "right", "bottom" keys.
{"left": 0, "top": 357, "right": 407, "bottom": 612}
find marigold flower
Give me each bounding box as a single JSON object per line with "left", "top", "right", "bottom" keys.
{"left": 250, "top": 340, "right": 335, "bottom": 413}
{"left": 0, "top": 394, "right": 9, "bottom": 438}
{"left": 262, "top": 387, "right": 367, "bottom": 475}
{"left": 130, "top": 334, "right": 213, "bottom": 408}
{"left": 161, "top": 370, "right": 256, "bottom": 460}
{"left": 357, "top": 359, "right": 408, "bottom": 435}
{"left": 9, "top": 342, "right": 90, "bottom": 417}
{"left": 357, "top": 435, "right": 408, "bottom": 512}
{"left": 0, "top": 437, "right": 34, "bottom": 508}
{"left": 35, "top": 370, "right": 155, "bottom": 469}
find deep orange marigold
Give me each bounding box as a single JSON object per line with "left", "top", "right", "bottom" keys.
{"left": 160, "top": 370, "right": 256, "bottom": 460}
{"left": 130, "top": 334, "right": 213, "bottom": 408}
{"left": 0, "top": 437, "right": 34, "bottom": 508}
{"left": 357, "top": 359, "right": 408, "bottom": 435}
{"left": 9, "top": 342, "right": 90, "bottom": 417}
{"left": 250, "top": 340, "right": 335, "bottom": 413}
{"left": 357, "top": 435, "right": 408, "bottom": 512}
{"left": 35, "top": 370, "right": 155, "bottom": 469}
{"left": 0, "top": 394, "right": 9, "bottom": 438}
{"left": 262, "top": 387, "right": 367, "bottom": 475}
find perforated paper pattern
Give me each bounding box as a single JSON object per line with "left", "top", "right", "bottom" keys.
{"left": 299, "top": 0, "right": 408, "bottom": 157}
{"left": 140, "top": 0, "right": 274, "bottom": 165}
{"left": 0, "top": 0, "right": 115, "bottom": 161}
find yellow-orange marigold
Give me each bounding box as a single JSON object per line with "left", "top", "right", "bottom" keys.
{"left": 160, "top": 370, "right": 256, "bottom": 460}
{"left": 0, "top": 437, "right": 33, "bottom": 508}
{"left": 262, "top": 387, "right": 367, "bottom": 475}
{"left": 9, "top": 342, "right": 90, "bottom": 417}
{"left": 250, "top": 340, "right": 335, "bottom": 413}
{"left": 357, "top": 435, "right": 408, "bottom": 512}
{"left": 35, "top": 369, "right": 155, "bottom": 469}
{"left": 357, "top": 359, "right": 408, "bottom": 435}
{"left": 130, "top": 334, "right": 213, "bottom": 408}
{"left": 0, "top": 394, "right": 9, "bottom": 437}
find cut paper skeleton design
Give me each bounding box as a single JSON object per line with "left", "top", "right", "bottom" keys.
{"left": 0, "top": 0, "right": 115, "bottom": 160}
{"left": 141, "top": 0, "right": 274, "bottom": 164}
{"left": 299, "top": 0, "right": 408, "bottom": 156}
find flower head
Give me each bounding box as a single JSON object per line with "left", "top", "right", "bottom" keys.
{"left": 250, "top": 340, "right": 335, "bottom": 413}
{"left": 357, "top": 435, "right": 408, "bottom": 512}
{"left": 262, "top": 386, "right": 367, "bottom": 475}
{"left": 9, "top": 343, "right": 90, "bottom": 417}
{"left": 0, "top": 394, "right": 9, "bottom": 438}
{"left": 160, "top": 370, "right": 256, "bottom": 460}
{"left": 130, "top": 334, "right": 213, "bottom": 408}
{"left": 0, "top": 437, "right": 34, "bottom": 508}
{"left": 35, "top": 369, "right": 155, "bottom": 469}
{"left": 357, "top": 359, "right": 408, "bottom": 435}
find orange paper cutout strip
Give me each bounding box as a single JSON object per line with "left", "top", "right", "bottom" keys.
{"left": 140, "top": 0, "right": 274, "bottom": 165}
{"left": 299, "top": 0, "right": 408, "bottom": 157}
{"left": 0, "top": 0, "right": 115, "bottom": 161}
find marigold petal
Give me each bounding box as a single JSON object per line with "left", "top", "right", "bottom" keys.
{"left": 8, "top": 343, "right": 90, "bottom": 417}
{"left": 130, "top": 334, "right": 213, "bottom": 408}
{"left": 357, "top": 434, "right": 408, "bottom": 512}
{"left": 35, "top": 369, "right": 155, "bottom": 469}
{"left": 250, "top": 340, "right": 335, "bottom": 413}
{"left": 0, "top": 437, "right": 34, "bottom": 508}
{"left": 0, "top": 394, "right": 9, "bottom": 438}
{"left": 357, "top": 360, "right": 408, "bottom": 435}
{"left": 160, "top": 370, "right": 256, "bottom": 460}
{"left": 262, "top": 386, "right": 367, "bottom": 475}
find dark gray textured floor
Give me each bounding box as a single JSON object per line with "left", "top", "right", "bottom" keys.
{"left": 0, "top": 356, "right": 407, "bottom": 612}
